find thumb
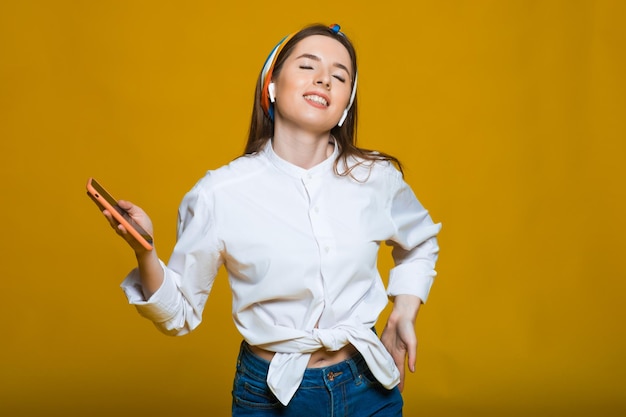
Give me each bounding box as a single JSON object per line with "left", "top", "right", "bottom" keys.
{"left": 117, "top": 199, "right": 134, "bottom": 211}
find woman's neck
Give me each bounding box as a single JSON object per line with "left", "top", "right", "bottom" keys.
{"left": 272, "top": 130, "right": 334, "bottom": 169}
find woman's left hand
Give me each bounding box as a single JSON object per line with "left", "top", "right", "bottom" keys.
{"left": 380, "top": 294, "right": 422, "bottom": 391}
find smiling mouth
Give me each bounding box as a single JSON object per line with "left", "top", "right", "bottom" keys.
{"left": 303, "top": 95, "right": 329, "bottom": 107}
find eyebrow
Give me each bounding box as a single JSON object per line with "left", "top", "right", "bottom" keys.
{"left": 296, "top": 53, "right": 352, "bottom": 77}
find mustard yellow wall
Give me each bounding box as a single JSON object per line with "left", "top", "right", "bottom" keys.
{"left": 1, "top": 1, "right": 624, "bottom": 415}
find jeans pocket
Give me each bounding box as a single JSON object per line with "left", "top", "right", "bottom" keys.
{"left": 233, "top": 368, "right": 282, "bottom": 410}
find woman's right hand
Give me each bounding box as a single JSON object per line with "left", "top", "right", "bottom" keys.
{"left": 103, "top": 200, "right": 154, "bottom": 254}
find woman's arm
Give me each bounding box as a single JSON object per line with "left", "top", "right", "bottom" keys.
{"left": 382, "top": 168, "right": 441, "bottom": 390}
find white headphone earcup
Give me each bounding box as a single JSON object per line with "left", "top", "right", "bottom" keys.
{"left": 268, "top": 83, "right": 276, "bottom": 103}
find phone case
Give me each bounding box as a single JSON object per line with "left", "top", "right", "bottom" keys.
{"left": 86, "top": 177, "right": 154, "bottom": 250}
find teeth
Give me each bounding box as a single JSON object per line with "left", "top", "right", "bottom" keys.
{"left": 304, "top": 95, "right": 328, "bottom": 106}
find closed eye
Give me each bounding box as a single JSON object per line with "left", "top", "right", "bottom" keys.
{"left": 295, "top": 53, "right": 352, "bottom": 80}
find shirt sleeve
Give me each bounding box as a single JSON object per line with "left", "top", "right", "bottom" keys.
{"left": 120, "top": 175, "right": 224, "bottom": 335}
{"left": 385, "top": 169, "right": 442, "bottom": 303}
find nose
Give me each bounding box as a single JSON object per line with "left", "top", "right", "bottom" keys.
{"left": 315, "top": 72, "right": 331, "bottom": 89}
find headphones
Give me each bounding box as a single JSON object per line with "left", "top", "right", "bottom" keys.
{"left": 268, "top": 82, "right": 276, "bottom": 103}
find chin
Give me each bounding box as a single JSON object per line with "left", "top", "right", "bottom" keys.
{"left": 277, "top": 110, "right": 341, "bottom": 132}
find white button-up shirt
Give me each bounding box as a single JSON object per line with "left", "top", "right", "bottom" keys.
{"left": 121, "top": 140, "right": 441, "bottom": 405}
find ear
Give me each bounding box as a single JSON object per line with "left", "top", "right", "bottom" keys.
{"left": 268, "top": 83, "right": 276, "bottom": 103}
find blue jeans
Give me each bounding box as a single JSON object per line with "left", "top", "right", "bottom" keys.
{"left": 232, "top": 341, "right": 403, "bottom": 416}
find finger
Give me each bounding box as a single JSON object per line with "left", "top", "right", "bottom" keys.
{"left": 401, "top": 324, "right": 418, "bottom": 373}
{"left": 407, "top": 344, "right": 417, "bottom": 373}
{"left": 396, "top": 352, "right": 406, "bottom": 392}
{"left": 398, "top": 367, "right": 405, "bottom": 391}
{"left": 118, "top": 200, "right": 144, "bottom": 218}
{"left": 102, "top": 210, "right": 120, "bottom": 228}
{"left": 117, "top": 200, "right": 133, "bottom": 211}
{"left": 114, "top": 223, "right": 130, "bottom": 238}
{"left": 391, "top": 348, "right": 407, "bottom": 391}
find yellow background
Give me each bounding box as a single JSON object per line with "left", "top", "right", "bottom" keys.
{"left": 1, "top": 1, "right": 624, "bottom": 415}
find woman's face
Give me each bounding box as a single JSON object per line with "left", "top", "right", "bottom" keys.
{"left": 272, "top": 35, "right": 353, "bottom": 133}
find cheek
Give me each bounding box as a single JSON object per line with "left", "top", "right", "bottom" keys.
{"left": 336, "top": 86, "right": 352, "bottom": 108}
{"left": 275, "top": 79, "right": 303, "bottom": 102}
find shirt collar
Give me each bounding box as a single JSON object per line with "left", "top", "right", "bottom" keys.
{"left": 263, "top": 137, "right": 338, "bottom": 179}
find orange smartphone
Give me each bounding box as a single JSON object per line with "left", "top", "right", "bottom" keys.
{"left": 86, "top": 177, "right": 154, "bottom": 250}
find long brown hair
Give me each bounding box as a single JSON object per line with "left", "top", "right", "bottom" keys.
{"left": 244, "top": 24, "right": 402, "bottom": 177}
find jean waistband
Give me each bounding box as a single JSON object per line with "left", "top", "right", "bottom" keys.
{"left": 237, "top": 340, "right": 370, "bottom": 387}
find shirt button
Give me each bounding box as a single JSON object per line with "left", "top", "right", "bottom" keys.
{"left": 314, "top": 206, "right": 319, "bottom": 214}
{"left": 324, "top": 246, "right": 330, "bottom": 253}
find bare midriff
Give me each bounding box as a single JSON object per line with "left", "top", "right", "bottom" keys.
{"left": 249, "top": 344, "right": 358, "bottom": 368}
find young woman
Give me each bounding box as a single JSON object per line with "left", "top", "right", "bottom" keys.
{"left": 104, "top": 23, "right": 441, "bottom": 416}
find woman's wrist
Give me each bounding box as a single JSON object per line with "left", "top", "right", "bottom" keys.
{"left": 135, "top": 248, "right": 164, "bottom": 299}
{"left": 389, "top": 294, "right": 422, "bottom": 324}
